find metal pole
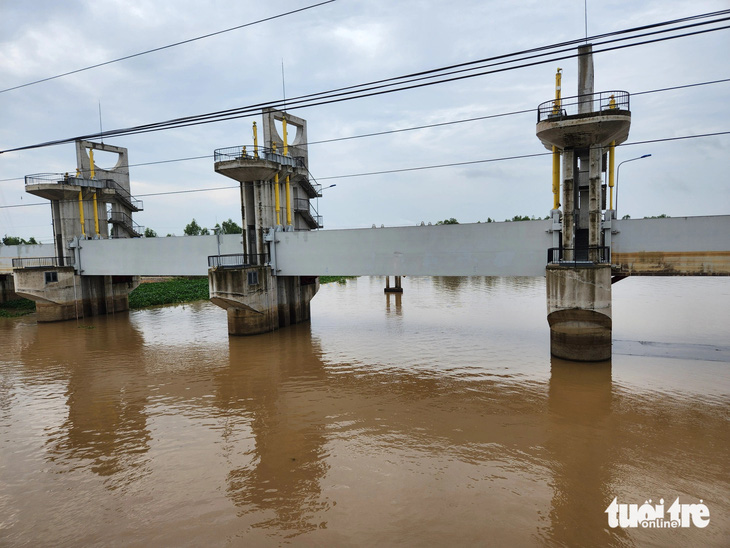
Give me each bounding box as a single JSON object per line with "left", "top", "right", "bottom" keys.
{"left": 616, "top": 154, "right": 651, "bottom": 218}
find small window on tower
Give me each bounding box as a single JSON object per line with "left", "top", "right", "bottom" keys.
{"left": 247, "top": 271, "right": 259, "bottom": 286}
{"left": 44, "top": 271, "right": 58, "bottom": 284}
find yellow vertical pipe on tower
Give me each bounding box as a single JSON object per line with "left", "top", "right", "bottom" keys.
{"left": 552, "top": 146, "right": 560, "bottom": 209}
{"left": 78, "top": 191, "right": 86, "bottom": 237}
{"left": 274, "top": 172, "right": 281, "bottom": 225}
{"left": 282, "top": 116, "right": 288, "bottom": 156}
{"left": 92, "top": 191, "right": 100, "bottom": 236}
{"left": 285, "top": 174, "right": 292, "bottom": 226}
{"left": 608, "top": 141, "right": 616, "bottom": 210}
{"left": 89, "top": 149, "right": 95, "bottom": 179}
{"left": 253, "top": 122, "right": 259, "bottom": 158}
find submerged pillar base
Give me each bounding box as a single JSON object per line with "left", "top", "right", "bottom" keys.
{"left": 546, "top": 264, "right": 612, "bottom": 362}
{"left": 209, "top": 266, "right": 319, "bottom": 336}
{"left": 13, "top": 267, "right": 138, "bottom": 322}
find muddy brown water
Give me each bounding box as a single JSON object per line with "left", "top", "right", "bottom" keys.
{"left": 1, "top": 276, "right": 728, "bottom": 547}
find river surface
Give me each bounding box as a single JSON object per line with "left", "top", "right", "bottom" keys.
{"left": 1, "top": 276, "right": 729, "bottom": 547}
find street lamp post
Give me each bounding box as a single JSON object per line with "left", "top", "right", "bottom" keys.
{"left": 616, "top": 154, "right": 651, "bottom": 218}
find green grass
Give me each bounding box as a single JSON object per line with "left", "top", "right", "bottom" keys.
{"left": 320, "top": 276, "right": 356, "bottom": 284}
{"left": 0, "top": 298, "right": 35, "bottom": 317}
{"left": 128, "top": 277, "right": 209, "bottom": 309}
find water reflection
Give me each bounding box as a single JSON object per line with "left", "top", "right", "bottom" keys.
{"left": 19, "top": 317, "right": 153, "bottom": 484}
{"left": 543, "top": 358, "right": 627, "bottom": 547}
{"left": 220, "top": 324, "right": 331, "bottom": 536}
{"left": 0, "top": 278, "right": 728, "bottom": 546}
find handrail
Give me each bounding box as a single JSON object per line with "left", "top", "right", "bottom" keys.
{"left": 547, "top": 246, "right": 610, "bottom": 265}
{"left": 537, "top": 90, "right": 630, "bottom": 123}
{"left": 12, "top": 256, "right": 75, "bottom": 268}
{"left": 24, "top": 173, "right": 143, "bottom": 211}
{"left": 108, "top": 211, "right": 144, "bottom": 237}
{"left": 214, "top": 145, "right": 305, "bottom": 168}
{"left": 208, "top": 253, "right": 269, "bottom": 268}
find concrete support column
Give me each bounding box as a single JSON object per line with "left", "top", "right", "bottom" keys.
{"left": 546, "top": 264, "right": 612, "bottom": 361}
{"left": 384, "top": 276, "right": 403, "bottom": 293}
{"left": 588, "top": 145, "right": 603, "bottom": 262}
{"left": 578, "top": 44, "right": 594, "bottom": 114}
{"left": 561, "top": 149, "right": 575, "bottom": 261}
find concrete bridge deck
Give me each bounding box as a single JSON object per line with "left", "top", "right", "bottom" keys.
{"left": 3, "top": 215, "right": 729, "bottom": 278}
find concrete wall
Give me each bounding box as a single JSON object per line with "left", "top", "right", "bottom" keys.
{"left": 15, "top": 216, "right": 728, "bottom": 278}
{"left": 0, "top": 274, "right": 18, "bottom": 302}
{"left": 0, "top": 244, "right": 58, "bottom": 274}
{"left": 273, "top": 221, "right": 554, "bottom": 277}
{"left": 78, "top": 234, "right": 244, "bottom": 276}
{"left": 612, "top": 216, "right": 730, "bottom": 275}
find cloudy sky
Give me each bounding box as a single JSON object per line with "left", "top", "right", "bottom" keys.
{"left": 1, "top": 0, "right": 728, "bottom": 242}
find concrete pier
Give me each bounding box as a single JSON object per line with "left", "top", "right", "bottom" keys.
{"left": 210, "top": 109, "right": 322, "bottom": 335}
{"left": 384, "top": 276, "right": 403, "bottom": 293}
{"left": 546, "top": 264, "right": 612, "bottom": 361}
{"left": 13, "top": 267, "right": 137, "bottom": 321}
{"left": 536, "top": 44, "right": 631, "bottom": 361}
{"left": 12, "top": 140, "right": 142, "bottom": 322}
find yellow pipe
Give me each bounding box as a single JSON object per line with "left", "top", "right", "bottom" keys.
{"left": 92, "top": 191, "right": 100, "bottom": 236}
{"left": 552, "top": 146, "right": 560, "bottom": 209}
{"left": 78, "top": 191, "right": 86, "bottom": 237}
{"left": 285, "top": 174, "right": 292, "bottom": 226}
{"left": 89, "top": 148, "right": 95, "bottom": 179}
{"left": 552, "top": 68, "right": 562, "bottom": 114}
{"left": 253, "top": 122, "right": 259, "bottom": 158}
{"left": 274, "top": 172, "right": 281, "bottom": 225}
{"left": 608, "top": 141, "right": 616, "bottom": 210}
{"left": 282, "top": 116, "right": 288, "bottom": 156}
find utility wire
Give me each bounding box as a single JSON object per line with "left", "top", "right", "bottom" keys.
{"left": 1, "top": 76, "right": 728, "bottom": 184}
{"left": 3, "top": 11, "right": 729, "bottom": 154}
{"left": 2, "top": 129, "right": 728, "bottom": 210}
{"left": 0, "top": 1, "right": 336, "bottom": 94}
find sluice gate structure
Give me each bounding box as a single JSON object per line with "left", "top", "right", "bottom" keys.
{"left": 2, "top": 48, "right": 729, "bottom": 361}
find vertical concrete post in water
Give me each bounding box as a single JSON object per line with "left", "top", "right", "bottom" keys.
{"left": 536, "top": 44, "right": 631, "bottom": 361}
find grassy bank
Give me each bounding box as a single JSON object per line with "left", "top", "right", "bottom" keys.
{"left": 128, "top": 275, "right": 356, "bottom": 310}
{"left": 0, "top": 298, "right": 35, "bottom": 317}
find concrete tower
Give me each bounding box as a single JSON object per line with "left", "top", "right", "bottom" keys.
{"left": 536, "top": 45, "right": 632, "bottom": 361}
{"left": 208, "top": 109, "right": 321, "bottom": 335}
{"left": 13, "top": 140, "right": 142, "bottom": 321}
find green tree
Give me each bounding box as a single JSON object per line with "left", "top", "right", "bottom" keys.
{"left": 2, "top": 235, "right": 39, "bottom": 245}
{"left": 643, "top": 214, "right": 670, "bottom": 219}
{"left": 184, "top": 218, "right": 205, "bottom": 236}
{"left": 435, "top": 218, "right": 459, "bottom": 225}
{"left": 217, "top": 218, "right": 242, "bottom": 234}
{"left": 144, "top": 228, "right": 158, "bottom": 238}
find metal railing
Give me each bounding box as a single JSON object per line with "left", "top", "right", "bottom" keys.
{"left": 12, "top": 256, "right": 75, "bottom": 268}
{"left": 108, "top": 211, "right": 144, "bottom": 238}
{"left": 548, "top": 246, "right": 610, "bottom": 265}
{"left": 208, "top": 253, "right": 270, "bottom": 268}
{"left": 294, "top": 198, "right": 323, "bottom": 229}
{"left": 213, "top": 145, "right": 306, "bottom": 169}
{"left": 106, "top": 180, "right": 143, "bottom": 211}
{"left": 537, "top": 90, "right": 630, "bottom": 123}
{"left": 25, "top": 173, "right": 106, "bottom": 189}
{"left": 24, "top": 173, "right": 143, "bottom": 211}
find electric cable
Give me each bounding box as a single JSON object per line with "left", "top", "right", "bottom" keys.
{"left": 0, "top": 1, "right": 336, "bottom": 94}
{"left": 2, "top": 11, "right": 729, "bottom": 154}
{"left": 2, "top": 129, "right": 727, "bottom": 210}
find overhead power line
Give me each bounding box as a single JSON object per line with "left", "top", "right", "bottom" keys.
{"left": 1, "top": 74, "right": 727, "bottom": 184}
{"left": 2, "top": 10, "right": 729, "bottom": 154}
{"left": 0, "top": 1, "right": 336, "bottom": 94}
{"left": 2, "top": 129, "right": 728, "bottom": 210}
